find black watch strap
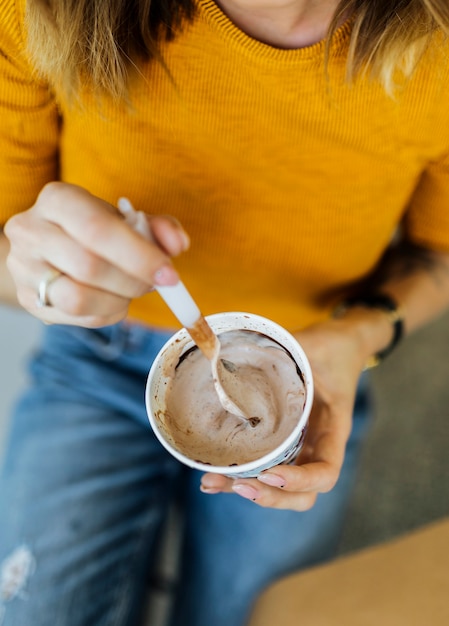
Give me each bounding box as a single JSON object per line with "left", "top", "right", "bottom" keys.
{"left": 333, "top": 293, "right": 404, "bottom": 368}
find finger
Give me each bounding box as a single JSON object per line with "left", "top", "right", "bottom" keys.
{"left": 255, "top": 416, "right": 349, "bottom": 495}
{"left": 10, "top": 257, "right": 130, "bottom": 326}
{"left": 149, "top": 215, "right": 190, "bottom": 257}
{"left": 233, "top": 481, "right": 318, "bottom": 511}
{"left": 200, "top": 473, "right": 233, "bottom": 494}
{"left": 200, "top": 474, "right": 317, "bottom": 511}
{"left": 36, "top": 183, "right": 180, "bottom": 285}
{"left": 7, "top": 214, "right": 151, "bottom": 298}
{"left": 38, "top": 220, "right": 150, "bottom": 298}
{"left": 37, "top": 306, "right": 127, "bottom": 328}
{"left": 26, "top": 278, "right": 129, "bottom": 326}
{"left": 35, "top": 305, "right": 128, "bottom": 328}
{"left": 18, "top": 281, "right": 128, "bottom": 327}
{"left": 261, "top": 420, "right": 351, "bottom": 496}
{"left": 200, "top": 425, "right": 344, "bottom": 496}
{"left": 257, "top": 458, "right": 341, "bottom": 495}
{"left": 201, "top": 456, "right": 340, "bottom": 497}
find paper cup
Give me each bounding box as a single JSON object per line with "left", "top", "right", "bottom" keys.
{"left": 145, "top": 312, "right": 314, "bottom": 478}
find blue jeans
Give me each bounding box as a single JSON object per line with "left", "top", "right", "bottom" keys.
{"left": 0, "top": 322, "right": 371, "bottom": 626}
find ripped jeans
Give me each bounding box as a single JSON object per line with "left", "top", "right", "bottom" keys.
{"left": 0, "top": 322, "right": 372, "bottom": 626}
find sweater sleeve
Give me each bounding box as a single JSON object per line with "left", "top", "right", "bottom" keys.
{"left": 404, "top": 148, "right": 449, "bottom": 253}
{"left": 0, "top": 0, "right": 60, "bottom": 226}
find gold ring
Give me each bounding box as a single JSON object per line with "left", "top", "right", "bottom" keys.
{"left": 37, "top": 269, "right": 63, "bottom": 308}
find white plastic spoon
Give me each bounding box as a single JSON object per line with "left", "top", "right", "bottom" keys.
{"left": 117, "top": 198, "right": 249, "bottom": 421}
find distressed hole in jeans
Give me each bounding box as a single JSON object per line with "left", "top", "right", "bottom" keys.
{"left": 0, "top": 546, "right": 36, "bottom": 603}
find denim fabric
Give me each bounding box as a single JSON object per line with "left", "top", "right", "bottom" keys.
{"left": 0, "top": 322, "right": 372, "bottom": 626}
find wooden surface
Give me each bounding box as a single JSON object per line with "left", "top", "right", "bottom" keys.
{"left": 248, "top": 518, "right": 449, "bottom": 626}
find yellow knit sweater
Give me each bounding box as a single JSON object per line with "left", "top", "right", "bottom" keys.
{"left": 2, "top": 0, "right": 449, "bottom": 331}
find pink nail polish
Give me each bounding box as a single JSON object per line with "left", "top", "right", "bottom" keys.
{"left": 153, "top": 265, "right": 179, "bottom": 286}
{"left": 257, "top": 473, "right": 286, "bottom": 488}
{"left": 232, "top": 484, "right": 259, "bottom": 501}
{"left": 180, "top": 230, "right": 190, "bottom": 251}
{"left": 200, "top": 485, "right": 221, "bottom": 495}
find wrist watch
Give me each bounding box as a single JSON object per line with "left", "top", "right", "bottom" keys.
{"left": 333, "top": 293, "right": 404, "bottom": 369}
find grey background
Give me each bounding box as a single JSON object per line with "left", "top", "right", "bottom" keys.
{"left": 0, "top": 306, "right": 42, "bottom": 457}
{"left": 339, "top": 309, "right": 449, "bottom": 553}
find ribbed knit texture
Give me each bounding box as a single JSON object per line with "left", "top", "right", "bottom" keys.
{"left": 2, "top": 0, "right": 449, "bottom": 330}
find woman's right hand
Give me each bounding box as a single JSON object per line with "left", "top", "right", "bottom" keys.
{"left": 4, "top": 182, "right": 189, "bottom": 327}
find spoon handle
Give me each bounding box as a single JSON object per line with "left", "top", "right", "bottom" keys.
{"left": 157, "top": 284, "right": 219, "bottom": 360}
{"left": 155, "top": 282, "right": 200, "bottom": 328}
{"left": 118, "top": 197, "right": 218, "bottom": 359}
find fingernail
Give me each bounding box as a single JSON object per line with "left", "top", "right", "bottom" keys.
{"left": 200, "top": 485, "right": 221, "bottom": 495}
{"left": 257, "top": 473, "right": 286, "bottom": 488}
{"left": 179, "top": 229, "right": 190, "bottom": 251}
{"left": 232, "top": 484, "right": 259, "bottom": 501}
{"left": 169, "top": 217, "right": 190, "bottom": 252}
{"left": 153, "top": 264, "right": 179, "bottom": 286}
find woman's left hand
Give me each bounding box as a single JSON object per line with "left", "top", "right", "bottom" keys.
{"left": 200, "top": 318, "right": 370, "bottom": 511}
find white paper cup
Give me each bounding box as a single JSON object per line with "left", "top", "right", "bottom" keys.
{"left": 145, "top": 312, "right": 314, "bottom": 478}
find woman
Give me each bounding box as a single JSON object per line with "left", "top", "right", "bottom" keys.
{"left": 1, "top": 0, "right": 449, "bottom": 624}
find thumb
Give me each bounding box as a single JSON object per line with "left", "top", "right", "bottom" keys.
{"left": 117, "top": 197, "right": 190, "bottom": 257}
{"left": 149, "top": 215, "right": 190, "bottom": 257}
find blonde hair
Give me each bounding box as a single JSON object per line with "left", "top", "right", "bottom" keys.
{"left": 26, "top": 0, "right": 449, "bottom": 99}
{"left": 26, "top": 0, "right": 195, "bottom": 99}
{"left": 328, "top": 0, "right": 449, "bottom": 90}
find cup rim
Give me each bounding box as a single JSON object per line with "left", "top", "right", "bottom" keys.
{"left": 145, "top": 312, "right": 314, "bottom": 475}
